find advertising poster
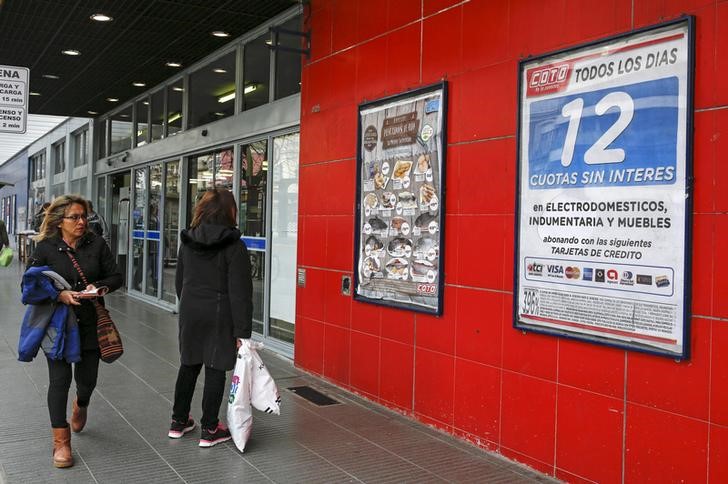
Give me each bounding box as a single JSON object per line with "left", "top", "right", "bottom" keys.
{"left": 354, "top": 83, "right": 447, "bottom": 314}
{"left": 515, "top": 19, "right": 693, "bottom": 358}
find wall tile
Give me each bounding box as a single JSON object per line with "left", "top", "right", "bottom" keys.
{"left": 350, "top": 331, "right": 380, "bottom": 396}
{"left": 325, "top": 158, "right": 356, "bottom": 215}
{"left": 556, "top": 387, "right": 624, "bottom": 484}
{"left": 625, "top": 403, "right": 708, "bottom": 482}
{"left": 454, "top": 61, "right": 517, "bottom": 143}
{"left": 716, "top": 3, "right": 728, "bottom": 106}
{"left": 626, "top": 318, "right": 710, "bottom": 420}
{"left": 323, "top": 324, "right": 350, "bottom": 385}
{"left": 414, "top": 348, "right": 455, "bottom": 425}
{"left": 558, "top": 339, "right": 625, "bottom": 398}
{"left": 714, "top": 109, "right": 728, "bottom": 213}
{"left": 356, "top": 0, "right": 389, "bottom": 43}
{"left": 502, "top": 320, "right": 558, "bottom": 381}
{"left": 325, "top": 215, "right": 354, "bottom": 271}
{"left": 711, "top": 321, "right": 728, "bottom": 426}
{"left": 709, "top": 424, "right": 728, "bottom": 483}
{"left": 421, "top": 6, "right": 463, "bottom": 83}
{"left": 301, "top": 215, "right": 327, "bottom": 267}
{"left": 715, "top": 216, "right": 728, "bottom": 319}
{"left": 455, "top": 214, "right": 506, "bottom": 290}
{"left": 692, "top": 111, "right": 715, "bottom": 213}
{"left": 415, "top": 286, "right": 456, "bottom": 354}
{"left": 462, "top": 0, "right": 510, "bottom": 71}
{"left": 387, "top": 0, "right": 420, "bottom": 31}
{"left": 380, "top": 339, "right": 414, "bottom": 410}
{"left": 351, "top": 299, "right": 382, "bottom": 336}
{"left": 453, "top": 358, "right": 500, "bottom": 443}
{"left": 691, "top": 213, "right": 714, "bottom": 317}
{"left": 356, "top": 36, "right": 390, "bottom": 103}
{"left": 424, "top": 0, "right": 461, "bottom": 17}
{"left": 455, "top": 287, "right": 504, "bottom": 367}
{"left": 331, "top": 0, "right": 358, "bottom": 52}
{"left": 297, "top": 266, "right": 325, "bottom": 321}
{"left": 295, "top": 317, "right": 325, "bottom": 374}
{"left": 323, "top": 270, "right": 352, "bottom": 328}
{"left": 309, "top": 0, "right": 333, "bottom": 62}
{"left": 501, "top": 371, "right": 557, "bottom": 465}
{"left": 457, "top": 138, "right": 516, "bottom": 215}
{"left": 381, "top": 306, "right": 415, "bottom": 344}
{"left": 385, "top": 23, "right": 422, "bottom": 93}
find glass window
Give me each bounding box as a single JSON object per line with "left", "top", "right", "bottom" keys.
{"left": 51, "top": 182, "right": 65, "bottom": 199}
{"left": 214, "top": 149, "right": 234, "bottom": 190}
{"left": 70, "top": 178, "right": 87, "bottom": 197}
{"left": 275, "top": 16, "right": 303, "bottom": 100}
{"left": 239, "top": 140, "right": 268, "bottom": 237}
{"left": 189, "top": 51, "right": 236, "bottom": 128}
{"left": 95, "top": 119, "right": 107, "bottom": 158}
{"left": 72, "top": 129, "right": 88, "bottom": 167}
{"left": 96, "top": 177, "right": 106, "bottom": 220}
{"left": 52, "top": 141, "right": 65, "bottom": 175}
{"left": 187, "top": 153, "right": 214, "bottom": 222}
{"left": 110, "top": 106, "right": 133, "bottom": 154}
{"left": 146, "top": 164, "right": 162, "bottom": 297}
{"left": 150, "top": 89, "right": 164, "bottom": 142}
{"left": 136, "top": 98, "right": 149, "bottom": 147}
{"left": 132, "top": 169, "right": 146, "bottom": 292}
{"left": 243, "top": 33, "right": 271, "bottom": 111}
{"left": 268, "top": 133, "right": 299, "bottom": 344}
{"left": 167, "top": 81, "right": 183, "bottom": 136}
{"left": 162, "top": 161, "right": 180, "bottom": 303}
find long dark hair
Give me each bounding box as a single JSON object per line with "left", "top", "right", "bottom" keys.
{"left": 190, "top": 188, "right": 237, "bottom": 228}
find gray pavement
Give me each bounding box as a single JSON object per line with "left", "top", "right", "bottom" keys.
{"left": 0, "top": 263, "right": 552, "bottom": 483}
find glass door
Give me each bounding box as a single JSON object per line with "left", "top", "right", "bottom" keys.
{"left": 130, "top": 160, "right": 180, "bottom": 303}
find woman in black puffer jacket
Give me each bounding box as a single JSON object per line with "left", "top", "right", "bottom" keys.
{"left": 169, "top": 188, "right": 253, "bottom": 448}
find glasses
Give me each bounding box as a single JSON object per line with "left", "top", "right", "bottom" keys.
{"left": 63, "top": 214, "right": 88, "bottom": 222}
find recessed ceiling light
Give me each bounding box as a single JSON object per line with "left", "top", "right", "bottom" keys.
{"left": 132, "top": 82, "right": 146, "bottom": 87}
{"left": 90, "top": 13, "right": 113, "bottom": 22}
{"left": 165, "top": 61, "right": 182, "bottom": 67}
{"left": 172, "top": 87, "right": 184, "bottom": 92}
{"left": 87, "top": 110, "right": 98, "bottom": 115}
{"left": 212, "top": 68, "right": 227, "bottom": 73}
{"left": 120, "top": 114, "right": 129, "bottom": 118}
{"left": 142, "top": 101, "right": 149, "bottom": 105}
{"left": 106, "top": 97, "right": 119, "bottom": 102}
{"left": 30, "top": 91, "right": 41, "bottom": 96}
{"left": 42, "top": 74, "right": 60, "bottom": 79}
{"left": 211, "top": 31, "right": 230, "bottom": 38}
{"left": 214, "top": 112, "right": 225, "bottom": 116}
{"left": 265, "top": 39, "right": 273, "bottom": 46}
{"left": 61, "top": 49, "right": 81, "bottom": 56}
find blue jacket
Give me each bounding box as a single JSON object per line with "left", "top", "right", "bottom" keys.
{"left": 18, "top": 266, "right": 81, "bottom": 363}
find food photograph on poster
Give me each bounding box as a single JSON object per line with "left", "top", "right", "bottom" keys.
{"left": 514, "top": 19, "right": 693, "bottom": 358}
{"left": 354, "top": 83, "right": 447, "bottom": 314}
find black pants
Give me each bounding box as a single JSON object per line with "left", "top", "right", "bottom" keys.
{"left": 172, "top": 363, "right": 226, "bottom": 430}
{"left": 46, "top": 349, "right": 100, "bottom": 428}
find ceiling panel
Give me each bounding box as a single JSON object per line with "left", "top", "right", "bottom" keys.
{"left": 0, "top": 0, "right": 298, "bottom": 116}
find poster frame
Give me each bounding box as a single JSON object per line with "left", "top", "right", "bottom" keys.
{"left": 353, "top": 81, "right": 448, "bottom": 315}
{"left": 512, "top": 16, "right": 695, "bottom": 359}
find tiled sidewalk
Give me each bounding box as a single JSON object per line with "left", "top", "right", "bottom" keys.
{"left": 0, "top": 265, "right": 553, "bottom": 483}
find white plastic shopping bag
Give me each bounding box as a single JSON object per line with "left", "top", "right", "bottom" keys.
{"left": 227, "top": 343, "right": 253, "bottom": 452}
{"left": 249, "top": 341, "right": 281, "bottom": 415}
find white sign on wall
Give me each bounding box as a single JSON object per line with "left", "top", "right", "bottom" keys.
{"left": 515, "top": 18, "right": 693, "bottom": 359}
{"left": 0, "top": 65, "right": 29, "bottom": 134}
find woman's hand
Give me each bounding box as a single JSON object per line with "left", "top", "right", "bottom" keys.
{"left": 58, "top": 290, "right": 81, "bottom": 306}
{"left": 237, "top": 338, "right": 248, "bottom": 349}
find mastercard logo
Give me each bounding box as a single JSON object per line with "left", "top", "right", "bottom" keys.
{"left": 565, "top": 266, "right": 581, "bottom": 279}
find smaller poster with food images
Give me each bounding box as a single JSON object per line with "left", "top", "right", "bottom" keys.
{"left": 354, "top": 83, "right": 447, "bottom": 314}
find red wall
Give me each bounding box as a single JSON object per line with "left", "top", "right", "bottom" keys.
{"left": 295, "top": 1, "right": 728, "bottom": 482}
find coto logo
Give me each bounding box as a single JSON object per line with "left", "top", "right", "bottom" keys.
{"left": 527, "top": 62, "right": 572, "bottom": 96}
{"left": 417, "top": 283, "right": 436, "bottom": 295}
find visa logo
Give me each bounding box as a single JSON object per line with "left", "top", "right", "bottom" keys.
{"left": 547, "top": 265, "right": 563, "bottom": 274}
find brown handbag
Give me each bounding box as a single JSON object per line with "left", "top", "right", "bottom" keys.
{"left": 66, "top": 251, "right": 124, "bottom": 363}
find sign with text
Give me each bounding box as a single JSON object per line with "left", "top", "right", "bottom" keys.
{"left": 354, "top": 83, "right": 447, "bottom": 314}
{"left": 515, "top": 19, "right": 693, "bottom": 358}
{"left": 0, "top": 65, "right": 29, "bottom": 134}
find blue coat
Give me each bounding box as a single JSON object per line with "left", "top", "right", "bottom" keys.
{"left": 18, "top": 266, "right": 81, "bottom": 363}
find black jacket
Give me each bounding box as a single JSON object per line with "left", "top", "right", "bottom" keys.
{"left": 176, "top": 224, "right": 253, "bottom": 370}
{"left": 27, "top": 232, "right": 123, "bottom": 350}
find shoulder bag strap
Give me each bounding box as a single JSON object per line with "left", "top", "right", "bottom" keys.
{"left": 65, "top": 251, "right": 90, "bottom": 287}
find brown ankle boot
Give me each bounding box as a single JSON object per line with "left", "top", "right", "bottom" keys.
{"left": 52, "top": 427, "right": 74, "bottom": 468}
{"left": 71, "top": 399, "right": 87, "bottom": 433}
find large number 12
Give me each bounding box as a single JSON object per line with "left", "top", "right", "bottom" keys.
{"left": 559, "top": 91, "right": 634, "bottom": 167}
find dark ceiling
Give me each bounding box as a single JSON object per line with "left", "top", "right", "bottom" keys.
{"left": 0, "top": 0, "right": 299, "bottom": 117}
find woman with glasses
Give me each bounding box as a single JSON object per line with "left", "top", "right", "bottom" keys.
{"left": 27, "top": 194, "right": 122, "bottom": 468}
